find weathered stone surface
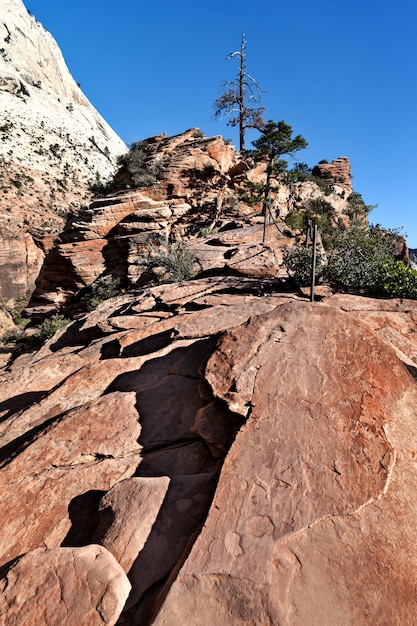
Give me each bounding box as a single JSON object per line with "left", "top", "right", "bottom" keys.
{"left": 188, "top": 226, "right": 293, "bottom": 279}
{"left": 312, "top": 156, "right": 353, "bottom": 193}
{"left": 0, "top": 277, "right": 279, "bottom": 620}
{"left": 94, "top": 476, "right": 171, "bottom": 572}
{"left": 153, "top": 301, "right": 417, "bottom": 625}
{"left": 2, "top": 279, "right": 417, "bottom": 624}
{"left": 0, "top": 545, "right": 131, "bottom": 626}
{"left": 0, "top": 226, "right": 44, "bottom": 302}
{"left": 0, "top": 391, "right": 142, "bottom": 566}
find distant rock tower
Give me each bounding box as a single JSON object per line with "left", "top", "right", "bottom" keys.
{"left": 312, "top": 157, "right": 352, "bottom": 194}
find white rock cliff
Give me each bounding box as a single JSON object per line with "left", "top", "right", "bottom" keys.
{"left": 0, "top": 0, "right": 127, "bottom": 301}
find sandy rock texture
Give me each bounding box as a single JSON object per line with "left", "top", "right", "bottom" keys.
{"left": 2, "top": 278, "right": 417, "bottom": 624}
{"left": 0, "top": 545, "right": 131, "bottom": 626}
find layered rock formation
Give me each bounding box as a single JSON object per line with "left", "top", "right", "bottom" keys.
{"left": 25, "top": 128, "right": 353, "bottom": 318}
{"left": 1, "top": 273, "right": 417, "bottom": 624}
{"left": 312, "top": 156, "right": 352, "bottom": 194}
{"left": 0, "top": 0, "right": 127, "bottom": 302}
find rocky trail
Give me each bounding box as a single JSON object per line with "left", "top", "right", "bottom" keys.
{"left": 1, "top": 274, "right": 417, "bottom": 624}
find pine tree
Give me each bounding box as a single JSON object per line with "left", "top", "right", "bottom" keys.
{"left": 244, "top": 120, "right": 308, "bottom": 214}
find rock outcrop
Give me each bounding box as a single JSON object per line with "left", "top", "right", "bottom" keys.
{"left": 1, "top": 274, "right": 417, "bottom": 624}
{"left": 25, "top": 128, "right": 352, "bottom": 318}
{"left": 312, "top": 156, "right": 352, "bottom": 194}
{"left": 0, "top": 0, "right": 127, "bottom": 302}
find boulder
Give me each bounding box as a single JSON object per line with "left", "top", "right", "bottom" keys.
{"left": 0, "top": 545, "right": 130, "bottom": 626}
{"left": 94, "top": 476, "right": 171, "bottom": 572}
{"left": 312, "top": 156, "right": 352, "bottom": 193}
{"left": 0, "top": 391, "right": 142, "bottom": 566}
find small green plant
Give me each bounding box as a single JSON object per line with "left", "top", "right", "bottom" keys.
{"left": 284, "top": 246, "right": 323, "bottom": 287}
{"left": 116, "top": 141, "right": 157, "bottom": 188}
{"left": 86, "top": 276, "right": 124, "bottom": 311}
{"left": 1, "top": 328, "right": 25, "bottom": 344}
{"left": 346, "top": 191, "right": 376, "bottom": 226}
{"left": 200, "top": 227, "right": 217, "bottom": 237}
{"left": 203, "top": 162, "right": 216, "bottom": 178}
{"left": 34, "top": 314, "right": 70, "bottom": 343}
{"left": 49, "top": 143, "right": 61, "bottom": 159}
{"left": 10, "top": 294, "right": 30, "bottom": 328}
{"left": 285, "top": 209, "right": 306, "bottom": 231}
{"left": 89, "top": 171, "right": 113, "bottom": 195}
{"left": 145, "top": 242, "right": 197, "bottom": 283}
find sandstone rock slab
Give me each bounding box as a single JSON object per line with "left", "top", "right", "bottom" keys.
{"left": 153, "top": 301, "right": 417, "bottom": 625}
{"left": 0, "top": 544, "right": 130, "bottom": 626}
{"left": 94, "top": 476, "right": 170, "bottom": 573}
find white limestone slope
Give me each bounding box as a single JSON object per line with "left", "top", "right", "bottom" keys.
{"left": 0, "top": 0, "right": 127, "bottom": 183}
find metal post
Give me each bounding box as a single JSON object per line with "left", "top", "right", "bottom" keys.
{"left": 262, "top": 189, "right": 271, "bottom": 245}
{"left": 305, "top": 219, "right": 312, "bottom": 247}
{"left": 310, "top": 223, "right": 317, "bottom": 302}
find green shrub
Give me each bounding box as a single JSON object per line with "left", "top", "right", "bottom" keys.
{"left": 89, "top": 171, "right": 113, "bottom": 195}
{"left": 284, "top": 225, "right": 417, "bottom": 298}
{"left": 284, "top": 246, "right": 323, "bottom": 287}
{"left": 1, "top": 328, "right": 25, "bottom": 344}
{"left": 324, "top": 226, "right": 396, "bottom": 291}
{"left": 10, "top": 295, "right": 30, "bottom": 328}
{"left": 285, "top": 209, "right": 306, "bottom": 231}
{"left": 376, "top": 260, "right": 417, "bottom": 299}
{"left": 146, "top": 242, "right": 197, "bottom": 283}
{"left": 117, "top": 141, "right": 157, "bottom": 188}
{"left": 86, "top": 276, "right": 124, "bottom": 311}
{"left": 285, "top": 201, "right": 334, "bottom": 240}
{"left": 34, "top": 314, "right": 70, "bottom": 343}
{"left": 346, "top": 192, "right": 376, "bottom": 225}
{"left": 200, "top": 227, "right": 217, "bottom": 237}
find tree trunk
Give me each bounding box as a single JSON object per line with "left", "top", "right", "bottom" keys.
{"left": 239, "top": 34, "right": 245, "bottom": 152}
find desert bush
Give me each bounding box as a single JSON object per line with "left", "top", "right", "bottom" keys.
{"left": 86, "top": 276, "right": 124, "bottom": 311}
{"left": 117, "top": 141, "right": 156, "bottom": 188}
{"left": 89, "top": 171, "right": 113, "bottom": 195}
{"left": 34, "top": 314, "right": 70, "bottom": 343}
{"left": 145, "top": 242, "right": 197, "bottom": 283}
{"left": 323, "top": 226, "right": 397, "bottom": 291}
{"left": 376, "top": 260, "right": 417, "bottom": 299}
{"left": 284, "top": 246, "right": 323, "bottom": 287}
{"left": 1, "top": 328, "right": 26, "bottom": 344}
{"left": 199, "top": 227, "right": 217, "bottom": 237}
{"left": 285, "top": 224, "right": 417, "bottom": 297}
{"left": 346, "top": 191, "right": 376, "bottom": 225}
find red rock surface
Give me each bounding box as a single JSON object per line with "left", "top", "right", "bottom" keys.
{"left": 312, "top": 156, "right": 353, "bottom": 193}
{"left": 0, "top": 545, "right": 131, "bottom": 626}
{"left": 1, "top": 281, "right": 417, "bottom": 624}
{"left": 24, "top": 128, "right": 354, "bottom": 318}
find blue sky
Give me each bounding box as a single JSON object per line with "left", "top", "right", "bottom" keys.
{"left": 27, "top": 0, "right": 417, "bottom": 246}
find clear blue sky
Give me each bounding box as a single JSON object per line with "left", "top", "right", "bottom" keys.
{"left": 27, "top": 0, "right": 417, "bottom": 246}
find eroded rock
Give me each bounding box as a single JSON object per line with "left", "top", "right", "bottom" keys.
{"left": 0, "top": 545, "right": 131, "bottom": 626}
{"left": 152, "top": 301, "right": 417, "bottom": 625}
{"left": 2, "top": 282, "right": 417, "bottom": 624}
